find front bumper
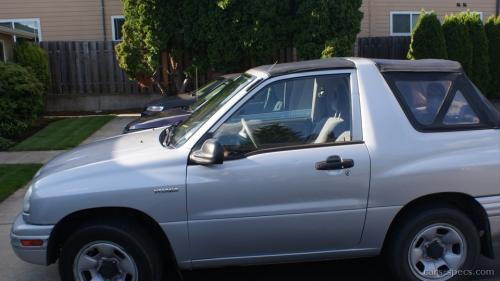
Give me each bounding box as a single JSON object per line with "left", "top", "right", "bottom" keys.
{"left": 476, "top": 196, "right": 500, "bottom": 247}
{"left": 10, "top": 213, "right": 54, "bottom": 265}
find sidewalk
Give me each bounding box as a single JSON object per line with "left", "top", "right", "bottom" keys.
{"left": 0, "top": 150, "right": 64, "bottom": 164}
{"left": 0, "top": 116, "right": 135, "bottom": 281}
{"left": 0, "top": 115, "right": 136, "bottom": 164}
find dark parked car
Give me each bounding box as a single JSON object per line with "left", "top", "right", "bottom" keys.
{"left": 141, "top": 74, "right": 238, "bottom": 117}
{"left": 124, "top": 74, "right": 239, "bottom": 133}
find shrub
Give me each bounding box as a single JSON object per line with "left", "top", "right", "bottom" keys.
{"left": 485, "top": 16, "right": 500, "bottom": 98}
{"left": 443, "top": 14, "right": 473, "bottom": 74}
{"left": 407, "top": 11, "right": 447, "bottom": 60}
{"left": 14, "top": 42, "right": 50, "bottom": 90}
{"left": 294, "top": 0, "right": 363, "bottom": 59}
{"left": 0, "top": 62, "right": 44, "bottom": 139}
{"left": 0, "top": 137, "right": 13, "bottom": 151}
{"left": 462, "top": 11, "right": 490, "bottom": 94}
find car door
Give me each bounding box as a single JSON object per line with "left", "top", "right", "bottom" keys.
{"left": 186, "top": 71, "right": 370, "bottom": 266}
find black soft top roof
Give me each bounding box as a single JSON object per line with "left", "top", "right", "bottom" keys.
{"left": 250, "top": 58, "right": 355, "bottom": 77}
{"left": 374, "top": 59, "right": 463, "bottom": 73}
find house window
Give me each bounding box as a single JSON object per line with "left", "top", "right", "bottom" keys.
{"left": 0, "top": 19, "right": 42, "bottom": 42}
{"left": 0, "top": 40, "right": 5, "bottom": 62}
{"left": 112, "top": 16, "right": 125, "bottom": 41}
{"left": 390, "top": 12, "right": 420, "bottom": 36}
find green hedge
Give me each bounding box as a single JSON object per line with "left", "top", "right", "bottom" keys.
{"left": 443, "top": 13, "right": 473, "bottom": 74}
{"left": 14, "top": 42, "right": 50, "bottom": 90}
{"left": 0, "top": 62, "right": 44, "bottom": 139}
{"left": 485, "top": 16, "right": 500, "bottom": 98}
{"left": 463, "top": 11, "right": 490, "bottom": 94}
{"left": 407, "top": 11, "right": 447, "bottom": 60}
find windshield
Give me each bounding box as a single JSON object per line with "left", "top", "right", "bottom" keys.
{"left": 170, "top": 74, "right": 255, "bottom": 147}
{"left": 189, "top": 77, "right": 237, "bottom": 111}
{"left": 193, "top": 78, "right": 222, "bottom": 98}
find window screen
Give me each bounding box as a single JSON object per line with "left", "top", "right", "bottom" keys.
{"left": 383, "top": 72, "right": 495, "bottom": 131}
{"left": 395, "top": 80, "right": 452, "bottom": 125}
{"left": 113, "top": 17, "right": 125, "bottom": 41}
{"left": 443, "top": 91, "right": 480, "bottom": 125}
{"left": 391, "top": 12, "right": 420, "bottom": 35}
{"left": 0, "top": 41, "right": 5, "bottom": 62}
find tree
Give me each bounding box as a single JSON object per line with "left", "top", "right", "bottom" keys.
{"left": 293, "top": 0, "right": 363, "bottom": 59}
{"left": 14, "top": 41, "right": 50, "bottom": 90}
{"left": 462, "top": 11, "right": 490, "bottom": 94}
{"left": 0, "top": 62, "right": 43, "bottom": 138}
{"left": 117, "top": 0, "right": 365, "bottom": 94}
{"left": 116, "top": 0, "right": 181, "bottom": 94}
{"left": 442, "top": 13, "right": 473, "bottom": 74}
{"left": 485, "top": 16, "right": 500, "bottom": 98}
{"left": 407, "top": 10, "right": 447, "bottom": 60}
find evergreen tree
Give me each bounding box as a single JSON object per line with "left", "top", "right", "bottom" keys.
{"left": 442, "top": 14, "right": 473, "bottom": 74}
{"left": 462, "top": 11, "right": 490, "bottom": 94}
{"left": 407, "top": 11, "right": 447, "bottom": 60}
{"left": 485, "top": 16, "right": 500, "bottom": 98}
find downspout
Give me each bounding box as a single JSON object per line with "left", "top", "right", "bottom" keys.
{"left": 100, "top": 0, "right": 107, "bottom": 41}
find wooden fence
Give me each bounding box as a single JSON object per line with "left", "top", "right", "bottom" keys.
{"left": 41, "top": 41, "right": 155, "bottom": 95}
{"left": 357, "top": 36, "right": 411, "bottom": 59}
{"left": 41, "top": 38, "right": 409, "bottom": 96}
{"left": 41, "top": 41, "right": 301, "bottom": 96}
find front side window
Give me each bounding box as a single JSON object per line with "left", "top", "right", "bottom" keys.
{"left": 385, "top": 72, "right": 494, "bottom": 131}
{"left": 213, "top": 74, "right": 352, "bottom": 159}
{"left": 170, "top": 74, "right": 255, "bottom": 147}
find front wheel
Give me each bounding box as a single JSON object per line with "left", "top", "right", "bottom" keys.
{"left": 386, "top": 207, "right": 481, "bottom": 281}
{"left": 59, "top": 219, "right": 163, "bottom": 281}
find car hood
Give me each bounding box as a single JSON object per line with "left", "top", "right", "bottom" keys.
{"left": 36, "top": 128, "right": 166, "bottom": 179}
{"left": 125, "top": 108, "right": 191, "bottom": 133}
{"left": 145, "top": 94, "right": 195, "bottom": 108}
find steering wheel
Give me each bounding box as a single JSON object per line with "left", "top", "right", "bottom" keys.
{"left": 240, "top": 118, "right": 258, "bottom": 149}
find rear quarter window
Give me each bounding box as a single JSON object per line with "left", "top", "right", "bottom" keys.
{"left": 383, "top": 72, "right": 498, "bottom": 132}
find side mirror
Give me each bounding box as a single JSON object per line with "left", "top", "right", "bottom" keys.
{"left": 190, "top": 138, "right": 224, "bottom": 165}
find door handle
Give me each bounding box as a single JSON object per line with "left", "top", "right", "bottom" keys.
{"left": 315, "top": 155, "right": 354, "bottom": 170}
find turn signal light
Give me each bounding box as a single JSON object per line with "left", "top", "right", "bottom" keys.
{"left": 20, "top": 239, "right": 43, "bottom": 247}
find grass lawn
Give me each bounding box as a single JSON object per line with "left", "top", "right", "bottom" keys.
{"left": 0, "top": 164, "right": 42, "bottom": 202}
{"left": 11, "top": 116, "right": 114, "bottom": 151}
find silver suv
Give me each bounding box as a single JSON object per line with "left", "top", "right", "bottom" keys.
{"left": 11, "top": 58, "right": 500, "bottom": 281}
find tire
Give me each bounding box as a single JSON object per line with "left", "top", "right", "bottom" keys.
{"left": 385, "top": 207, "right": 480, "bottom": 281}
{"left": 59, "top": 219, "right": 163, "bottom": 281}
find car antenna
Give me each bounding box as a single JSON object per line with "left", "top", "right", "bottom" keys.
{"left": 195, "top": 67, "right": 199, "bottom": 101}
{"left": 267, "top": 60, "right": 278, "bottom": 73}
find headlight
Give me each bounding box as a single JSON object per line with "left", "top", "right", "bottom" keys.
{"left": 23, "top": 185, "right": 33, "bottom": 213}
{"left": 146, "top": 105, "right": 164, "bottom": 112}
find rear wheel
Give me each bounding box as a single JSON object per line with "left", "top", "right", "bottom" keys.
{"left": 59, "top": 219, "right": 163, "bottom": 281}
{"left": 386, "top": 207, "right": 480, "bottom": 281}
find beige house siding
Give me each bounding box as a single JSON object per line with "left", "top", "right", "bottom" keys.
{"left": 0, "top": 0, "right": 123, "bottom": 41}
{"left": 360, "top": 0, "right": 497, "bottom": 37}
{"left": 0, "top": 0, "right": 496, "bottom": 41}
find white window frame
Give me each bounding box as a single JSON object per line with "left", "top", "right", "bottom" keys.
{"left": 0, "top": 39, "right": 6, "bottom": 62}
{"left": 390, "top": 11, "right": 421, "bottom": 36}
{"left": 111, "top": 15, "right": 125, "bottom": 41}
{"left": 475, "top": 12, "right": 484, "bottom": 21}
{"left": 0, "top": 18, "right": 42, "bottom": 42}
